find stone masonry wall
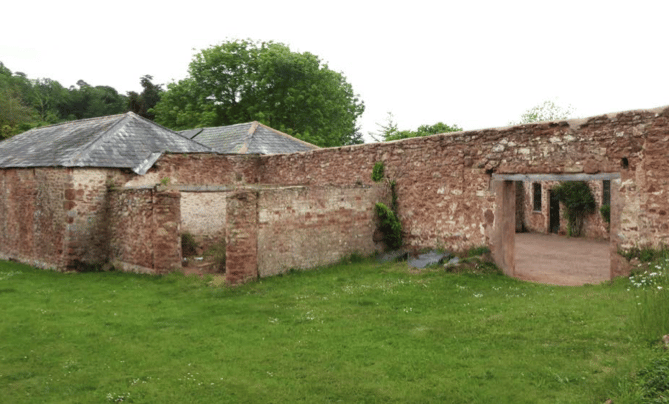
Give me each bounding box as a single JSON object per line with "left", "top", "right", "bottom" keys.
{"left": 257, "top": 141, "right": 493, "bottom": 251}
{"left": 180, "top": 192, "right": 228, "bottom": 250}
{"left": 108, "top": 189, "right": 155, "bottom": 272}
{"left": 225, "top": 190, "right": 259, "bottom": 284}
{"left": 255, "top": 107, "right": 669, "bottom": 251}
{"left": 256, "top": 185, "right": 386, "bottom": 277}
{"left": 0, "top": 168, "right": 70, "bottom": 269}
{"left": 2, "top": 106, "right": 668, "bottom": 277}
{"left": 106, "top": 187, "right": 181, "bottom": 274}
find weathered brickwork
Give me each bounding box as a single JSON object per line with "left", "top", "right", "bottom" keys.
{"left": 225, "top": 190, "right": 259, "bottom": 284}
{"left": 256, "top": 185, "right": 386, "bottom": 277}
{"left": 152, "top": 190, "right": 182, "bottom": 273}
{"left": 257, "top": 140, "right": 493, "bottom": 251}
{"left": 256, "top": 107, "right": 669, "bottom": 251}
{"left": 1, "top": 106, "right": 668, "bottom": 281}
{"left": 125, "top": 153, "right": 261, "bottom": 187}
{"left": 0, "top": 168, "right": 70, "bottom": 268}
{"left": 180, "top": 192, "right": 228, "bottom": 249}
{"left": 108, "top": 189, "right": 155, "bottom": 272}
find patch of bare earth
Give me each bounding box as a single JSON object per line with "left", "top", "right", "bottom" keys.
{"left": 515, "top": 232, "right": 610, "bottom": 286}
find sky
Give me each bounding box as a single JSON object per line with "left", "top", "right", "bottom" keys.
{"left": 2, "top": 0, "right": 668, "bottom": 142}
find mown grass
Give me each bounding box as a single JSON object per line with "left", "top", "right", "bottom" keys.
{"left": 0, "top": 258, "right": 665, "bottom": 403}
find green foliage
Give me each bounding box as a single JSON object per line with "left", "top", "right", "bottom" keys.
{"left": 181, "top": 233, "right": 199, "bottom": 257}
{"left": 628, "top": 252, "right": 669, "bottom": 345}
{"left": 375, "top": 202, "right": 402, "bottom": 250}
{"left": 203, "top": 241, "right": 226, "bottom": 272}
{"left": 0, "top": 64, "right": 37, "bottom": 138}
{"left": 65, "top": 81, "right": 127, "bottom": 120}
{"left": 636, "top": 356, "right": 669, "bottom": 402}
{"left": 389, "top": 180, "right": 398, "bottom": 213}
{"left": 371, "top": 161, "right": 384, "bottom": 182}
{"left": 467, "top": 245, "right": 491, "bottom": 257}
{"left": 600, "top": 204, "right": 611, "bottom": 224}
{"left": 371, "top": 111, "right": 462, "bottom": 142}
{"left": 511, "top": 100, "right": 575, "bottom": 125}
{"left": 0, "top": 61, "right": 136, "bottom": 137}
{"left": 552, "top": 181, "right": 596, "bottom": 237}
{"left": 619, "top": 246, "right": 668, "bottom": 263}
{"left": 127, "top": 75, "right": 163, "bottom": 120}
{"left": 153, "top": 39, "right": 365, "bottom": 147}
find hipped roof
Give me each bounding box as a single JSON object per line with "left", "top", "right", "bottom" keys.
{"left": 180, "top": 121, "right": 319, "bottom": 154}
{"left": 0, "top": 112, "right": 211, "bottom": 174}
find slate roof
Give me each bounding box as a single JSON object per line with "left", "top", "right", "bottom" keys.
{"left": 0, "top": 112, "right": 211, "bottom": 174}
{"left": 181, "top": 122, "right": 319, "bottom": 154}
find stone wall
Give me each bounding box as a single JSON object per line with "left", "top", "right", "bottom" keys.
{"left": 257, "top": 140, "right": 493, "bottom": 251}
{"left": 225, "top": 190, "right": 259, "bottom": 284}
{"left": 254, "top": 107, "right": 669, "bottom": 251}
{"left": 2, "top": 106, "right": 668, "bottom": 279}
{"left": 0, "top": 168, "right": 70, "bottom": 269}
{"left": 180, "top": 192, "right": 228, "bottom": 250}
{"left": 108, "top": 189, "right": 155, "bottom": 272}
{"left": 256, "top": 185, "right": 386, "bottom": 277}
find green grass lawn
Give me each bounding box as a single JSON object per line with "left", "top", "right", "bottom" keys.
{"left": 0, "top": 257, "right": 664, "bottom": 403}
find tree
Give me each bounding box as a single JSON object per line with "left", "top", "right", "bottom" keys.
{"left": 512, "top": 100, "right": 575, "bottom": 125}
{"left": 371, "top": 112, "right": 462, "bottom": 142}
{"left": 153, "top": 39, "right": 365, "bottom": 147}
{"left": 127, "top": 75, "right": 163, "bottom": 120}
{"left": 30, "top": 78, "right": 70, "bottom": 123}
{"left": 64, "top": 82, "right": 127, "bottom": 120}
{"left": 0, "top": 63, "right": 36, "bottom": 138}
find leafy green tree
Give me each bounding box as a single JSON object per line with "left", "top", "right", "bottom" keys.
{"left": 64, "top": 81, "right": 127, "bottom": 120}
{"left": 371, "top": 112, "right": 461, "bottom": 142}
{"left": 552, "top": 181, "right": 596, "bottom": 237}
{"left": 128, "top": 75, "right": 163, "bottom": 120}
{"left": 153, "top": 39, "right": 365, "bottom": 147}
{"left": 30, "top": 78, "right": 70, "bottom": 123}
{"left": 0, "top": 63, "right": 36, "bottom": 138}
{"left": 512, "top": 100, "right": 575, "bottom": 125}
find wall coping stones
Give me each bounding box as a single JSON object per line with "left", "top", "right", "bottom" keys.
{"left": 493, "top": 173, "right": 621, "bottom": 182}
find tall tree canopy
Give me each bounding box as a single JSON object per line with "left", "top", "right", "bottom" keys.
{"left": 0, "top": 61, "right": 140, "bottom": 138}
{"left": 371, "top": 112, "right": 462, "bottom": 142}
{"left": 0, "top": 63, "right": 36, "bottom": 138}
{"left": 153, "top": 40, "right": 365, "bottom": 147}
{"left": 127, "top": 75, "right": 163, "bottom": 120}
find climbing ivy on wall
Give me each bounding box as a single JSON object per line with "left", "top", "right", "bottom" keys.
{"left": 375, "top": 202, "right": 402, "bottom": 250}
{"left": 552, "top": 181, "right": 596, "bottom": 237}
{"left": 371, "top": 161, "right": 385, "bottom": 182}
{"left": 372, "top": 161, "right": 402, "bottom": 250}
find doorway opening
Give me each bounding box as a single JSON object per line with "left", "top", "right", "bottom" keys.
{"left": 549, "top": 190, "right": 560, "bottom": 234}
{"left": 491, "top": 173, "right": 621, "bottom": 285}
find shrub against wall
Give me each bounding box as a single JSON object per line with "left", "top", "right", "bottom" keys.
{"left": 552, "top": 181, "right": 596, "bottom": 237}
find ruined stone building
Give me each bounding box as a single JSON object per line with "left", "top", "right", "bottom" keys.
{"left": 1, "top": 105, "right": 668, "bottom": 284}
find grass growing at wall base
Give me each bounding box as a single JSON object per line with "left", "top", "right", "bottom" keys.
{"left": 0, "top": 258, "right": 662, "bottom": 403}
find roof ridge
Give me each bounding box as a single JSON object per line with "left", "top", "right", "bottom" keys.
{"left": 130, "top": 113, "right": 212, "bottom": 150}
{"left": 64, "top": 113, "right": 132, "bottom": 166}
{"left": 256, "top": 122, "right": 320, "bottom": 149}
{"left": 237, "top": 121, "right": 258, "bottom": 154}
{"left": 29, "top": 113, "right": 127, "bottom": 131}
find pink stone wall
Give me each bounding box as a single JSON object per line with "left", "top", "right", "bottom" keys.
{"left": 256, "top": 185, "right": 386, "bottom": 277}
{"left": 0, "top": 168, "right": 70, "bottom": 269}
{"left": 2, "top": 106, "right": 669, "bottom": 277}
